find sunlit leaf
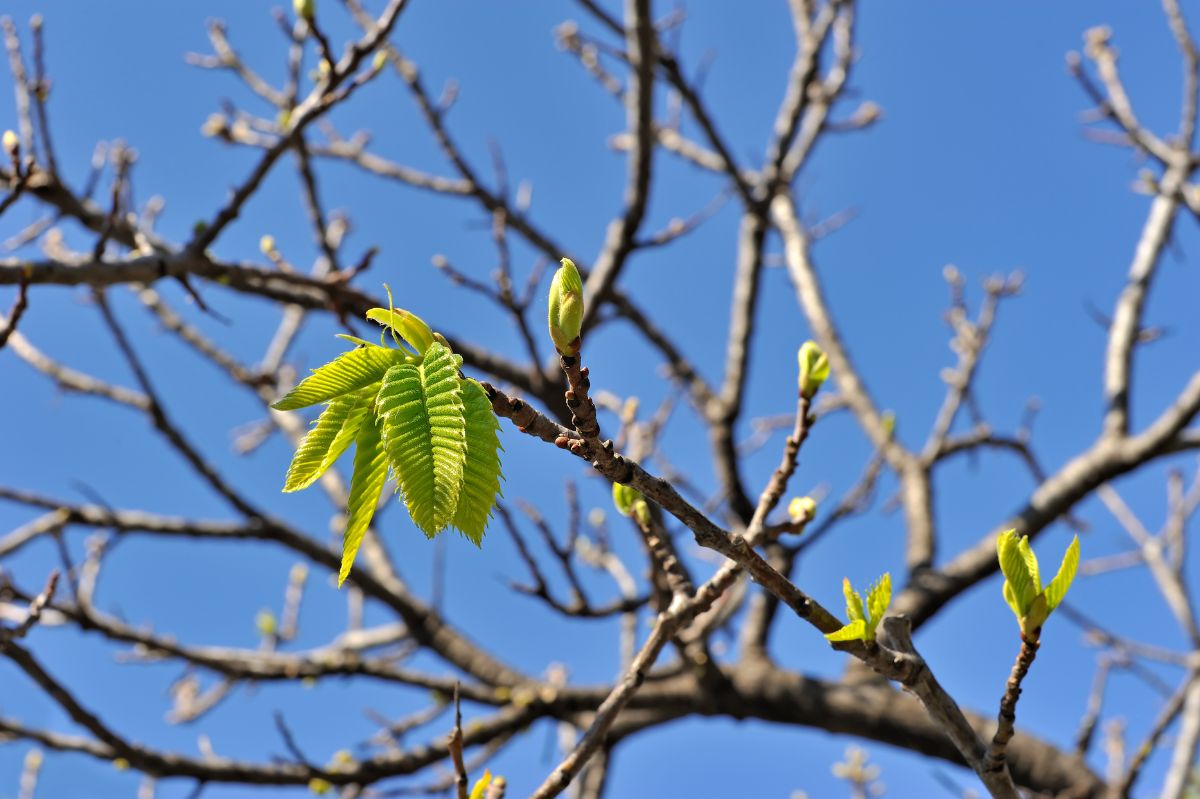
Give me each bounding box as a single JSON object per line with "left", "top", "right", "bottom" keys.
{"left": 843, "top": 578, "right": 865, "bottom": 623}
{"left": 282, "top": 386, "right": 374, "bottom": 492}
{"left": 451, "top": 379, "right": 503, "bottom": 545}
{"left": 339, "top": 414, "right": 390, "bottom": 586}
{"left": 272, "top": 346, "right": 406, "bottom": 411}
{"left": 1043, "top": 535, "right": 1080, "bottom": 611}
{"left": 377, "top": 343, "right": 466, "bottom": 536}
{"left": 824, "top": 619, "right": 867, "bottom": 642}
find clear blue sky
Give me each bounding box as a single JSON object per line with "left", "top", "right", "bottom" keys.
{"left": 1, "top": 2, "right": 1197, "bottom": 797}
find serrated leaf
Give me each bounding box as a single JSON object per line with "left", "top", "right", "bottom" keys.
{"left": 377, "top": 343, "right": 466, "bottom": 536}
{"left": 1043, "top": 535, "right": 1080, "bottom": 611}
{"left": 997, "top": 529, "right": 1036, "bottom": 616}
{"left": 339, "top": 414, "right": 389, "bottom": 586}
{"left": 1017, "top": 535, "right": 1041, "bottom": 593}
{"left": 272, "top": 346, "right": 406, "bottom": 411}
{"left": 866, "top": 572, "right": 891, "bottom": 630}
{"left": 843, "top": 578, "right": 865, "bottom": 623}
{"left": 1002, "top": 580, "right": 1022, "bottom": 621}
{"left": 451, "top": 379, "right": 503, "bottom": 545}
{"left": 824, "top": 619, "right": 867, "bottom": 642}
{"left": 282, "top": 387, "right": 374, "bottom": 492}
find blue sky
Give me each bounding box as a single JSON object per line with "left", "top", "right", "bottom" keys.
{"left": 1, "top": 1, "right": 1197, "bottom": 797}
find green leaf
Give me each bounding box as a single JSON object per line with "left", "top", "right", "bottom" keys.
{"left": 1017, "top": 535, "right": 1042, "bottom": 593}
{"left": 1043, "top": 535, "right": 1080, "bottom": 611}
{"left": 272, "top": 346, "right": 406, "bottom": 411}
{"left": 282, "top": 387, "right": 374, "bottom": 492}
{"left": 866, "top": 572, "right": 891, "bottom": 631}
{"left": 824, "top": 619, "right": 867, "bottom": 642}
{"left": 377, "top": 343, "right": 466, "bottom": 536}
{"left": 843, "top": 578, "right": 865, "bottom": 623}
{"left": 339, "top": 414, "right": 390, "bottom": 586}
{"left": 366, "top": 307, "right": 434, "bottom": 355}
{"left": 468, "top": 772, "right": 492, "bottom": 799}
{"left": 451, "top": 379, "right": 504, "bottom": 545}
{"left": 1002, "top": 580, "right": 1022, "bottom": 621}
{"left": 997, "top": 529, "right": 1036, "bottom": 616}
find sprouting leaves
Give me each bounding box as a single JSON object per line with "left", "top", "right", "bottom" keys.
{"left": 274, "top": 302, "right": 504, "bottom": 586}
{"left": 797, "top": 340, "right": 830, "bottom": 399}
{"left": 612, "top": 481, "right": 651, "bottom": 525}
{"left": 996, "top": 529, "right": 1079, "bottom": 636}
{"left": 825, "top": 573, "right": 891, "bottom": 643}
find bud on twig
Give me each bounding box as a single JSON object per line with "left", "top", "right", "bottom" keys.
{"left": 797, "top": 340, "right": 829, "bottom": 399}
{"left": 548, "top": 257, "right": 584, "bottom": 356}
{"left": 2, "top": 130, "right": 18, "bottom": 161}
{"left": 294, "top": 0, "right": 315, "bottom": 21}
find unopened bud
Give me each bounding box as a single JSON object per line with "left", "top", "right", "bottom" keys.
{"left": 294, "top": 0, "right": 315, "bottom": 21}
{"left": 797, "top": 340, "right": 830, "bottom": 399}
{"left": 788, "top": 496, "right": 817, "bottom": 524}
{"left": 259, "top": 234, "right": 276, "bottom": 255}
{"left": 2, "top": 130, "right": 18, "bottom": 157}
{"left": 548, "top": 257, "right": 584, "bottom": 355}
{"left": 612, "top": 481, "right": 643, "bottom": 518}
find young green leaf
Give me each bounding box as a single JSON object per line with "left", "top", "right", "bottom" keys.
{"left": 451, "top": 379, "right": 504, "bottom": 545}
{"left": 272, "top": 346, "right": 406, "bottom": 411}
{"left": 376, "top": 343, "right": 467, "bottom": 536}
{"left": 1017, "top": 535, "right": 1041, "bottom": 594}
{"left": 366, "top": 307, "right": 435, "bottom": 355}
{"left": 996, "top": 529, "right": 1036, "bottom": 616}
{"left": 824, "top": 619, "right": 867, "bottom": 642}
{"left": 1043, "top": 535, "right": 1080, "bottom": 611}
{"left": 866, "top": 572, "right": 891, "bottom": 630}
{"left": 468, "top": 771, "right": 492, "bottom": 799}
{"left": 339, "top": 414, "right": 390, "bottom": 586}
{"left": 282, "top": 387, "right": 374, "bottom": 492}
{"left": 843, "top": 578, "right": 865, "bottom": 623}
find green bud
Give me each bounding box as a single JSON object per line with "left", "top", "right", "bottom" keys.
{"left": 294, "top": 0, "right": 315, "bottom": 21}
{"left": 632, "top": 499, "right": 651, "bottom": 526}
{"left": 787, "top": 496, "right": 816, "bottom": 524}
{"left": 255, "top": 609, "right": 277, "bottom": 638}
{"left": 612, "top": 482, "right": 642, "bottom": 517}
{"left": 881, "top": 411, "right": 896, "bottom": 440}
{"left": 797, "top": 341, "right": 830, "bottom": 399}
{"left": 548, "top": 257, "right": 584, "bottom": 355}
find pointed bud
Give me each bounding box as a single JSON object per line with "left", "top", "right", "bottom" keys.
{"left": 797, "top": 340, "right": 830, "bottom": 399}
{"left": 548, "top": 257, "right": 584, "bottom": 355}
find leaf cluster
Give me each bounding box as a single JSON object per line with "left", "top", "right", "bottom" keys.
{"left": 996, "top": 530, "right": 1078, "bottom": 637}
{"left": 274, "top": 303, "right": 503, "bottom": 585}
{"left": 825, "top": 573, "right": 891, "bottom": 643}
